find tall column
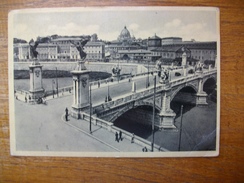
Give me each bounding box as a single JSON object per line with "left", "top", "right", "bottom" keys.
{"left": 196, "top": 78, "right": 208, "bottom": 105}
{"left": 158, "top": 92, "right": 176, "bottom": 129}
{"left": 182, "top": 52, "right": 187, "bottom": 68}
{"left": 71, "top": 61, "right": 90, "bottom": 119}
{"left": 29, "top": 60, "right": 45, "bottom": 101}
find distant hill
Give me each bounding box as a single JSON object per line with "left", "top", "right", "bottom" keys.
{"left": 13, "top": 38, "right": 27, "bottom": 44}
{"left": 13, "top": 34, "right": 91, "bottom": 44}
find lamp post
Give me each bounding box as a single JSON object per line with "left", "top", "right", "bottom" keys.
{"left": 178, "top": 105, "right": 184, "bottom": 151}
{"left": 52, "top": 79, "right": 55, "bottom": 98}
{"left": 151, "top": 75, "right": 156, "bottom": 152}
{"left": 56, "top": 67, "right": 59, "bottom": 97}
{"left": 89, "top": 83, "right": 92, "bottom": 134}
{"left": 108, "top": 79, "right": 112, "bottom": 101}
{"left": 106, "top": 79, "right": 111, "bottom": 102}
{"left": 147, "top": 61, "right": 150, "bottom": 88}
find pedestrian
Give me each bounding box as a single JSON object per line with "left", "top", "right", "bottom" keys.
{"left": 29, "top": 95, "right": 31, "bottom": 101}
{"left": 115, "top": 132, "right": 119, "bottom": 142}
{"left": 25, "top": 96, "right": 27, "bottom": 103}
{"left": 98, "top": 81, "right": 100, "bottom": 88}
{"left": 119, "top": 130, "right": 122, "bottom": 141}
{"left": 65, "top": 107, "right": 69, "bottom": 121}
{"left": 131, "top": 133, "right": 135, "bottom": 143}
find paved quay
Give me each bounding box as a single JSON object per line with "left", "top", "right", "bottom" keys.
{"left": 63, "top": 114, "right": 146, "bottom": 152}
{"left": 14, "top": 91, "right": 152, "bottom": 153}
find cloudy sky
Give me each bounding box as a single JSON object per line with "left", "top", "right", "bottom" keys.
{"left": 10, "top": 7, "right": 219, "bottom": 42}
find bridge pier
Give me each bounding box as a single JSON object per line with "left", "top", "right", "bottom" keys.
{"left": 70, "top": 61, "right": 90, "bottom": 119}
{"left": 196, "top": 92, "right": 208, "bottom": 105}
{"left": 196, "top": 73, "right": 208, "bottom": 106}
{"left": 158, "top": 93, "right": 176, "bottom": 128}
{"left": 29, "top": 60, "right": 45, "bottom": 102}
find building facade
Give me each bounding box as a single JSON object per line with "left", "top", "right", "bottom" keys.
{"left": 161, "top": 37, "right": 182, "bottom": 45}
{"left": 14, "top": 37, "right": 105, "bottom": 62}
{"left": 84, "top": 41, "right": 105, "bottom": 61}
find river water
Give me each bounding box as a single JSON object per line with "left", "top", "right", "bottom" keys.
{"left": 114, "top": 98, "right": 217, "bottom": 151}
{"left": 14, "top": 77, "right": 73, "bottom": 91}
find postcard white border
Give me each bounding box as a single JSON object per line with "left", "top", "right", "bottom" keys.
{"left": 8, "top": 6, "right": 220, "bottom": 157}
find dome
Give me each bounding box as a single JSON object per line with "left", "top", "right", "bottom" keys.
{"left": 118, "top": 26, "right": 131, "bottom": 41}
{"left": 149, "top": 33, "right": 161, "bottom": 40}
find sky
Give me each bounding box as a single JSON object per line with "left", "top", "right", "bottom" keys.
{"left": 10, "top": 7, "right": 219, "bottom": 42}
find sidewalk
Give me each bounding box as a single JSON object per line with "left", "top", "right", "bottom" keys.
{"left": 63, "top": 114, "right": 149, "bottom": 152}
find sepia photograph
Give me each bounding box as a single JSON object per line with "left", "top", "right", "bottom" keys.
{"left": 8, "top": 7, "right": 220, "bottom": 157}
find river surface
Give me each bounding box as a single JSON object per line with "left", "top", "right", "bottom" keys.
{"left": 114, "top": 98, "right": 217, "bottom": 151}
{"left": 14, "top": 77, "right": 73, "bottom": 91}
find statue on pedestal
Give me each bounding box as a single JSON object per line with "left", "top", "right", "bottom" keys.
{"left": 195, "top": 61, "right": 204, "bottom": 72}
{"left": 28, "top": 38, "right": 44, "bottom": 102}
{"left": 29, "top": 39, "right": 40, "bottom": 64}
{"left": 112, "top": 64, "right": 121, "bottom": 76}
{"left": 71, "top": 37, "right": 90, "bottom": 71}
{"left": 71, "top": 38, "right": 90, "bottom": 61}
{"left": 155, "top": 60, "right": 169, "bottom": 84}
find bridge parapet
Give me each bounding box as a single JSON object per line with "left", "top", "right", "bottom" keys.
{"left": 81, "top": 112, "right": 168, "bottom": 151}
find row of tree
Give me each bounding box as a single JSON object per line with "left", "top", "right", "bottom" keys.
{"left": 13, "top": 34, "right": 92, "bottom": 44}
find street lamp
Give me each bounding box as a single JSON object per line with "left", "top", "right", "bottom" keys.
{"left": 56, "top": 67, "right": 59, "bottom": 97}
{"left": 151, "top": 75, "right": 156, "bottom": 152}
{"left": 147, "top": 61, "right": 150, "bottom": 88}
{"left": 89, "top": 83, "right": 92, "bottom": 134}
{"left": 105, "top": 79, "right": 112, "bottom": 102}
{"left": 178, "top": 105, "right": 184, "bottom": 151}
{"left": 52, "top": 79, "right": 55, "bottom": 98}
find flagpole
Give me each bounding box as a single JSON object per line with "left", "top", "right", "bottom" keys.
{"left": 56, "top": 67, "right": 59, "bottom": 97}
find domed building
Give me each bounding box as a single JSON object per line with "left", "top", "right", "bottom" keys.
{"left": 117, "top": 26, "right": 132, "bottom": 42}
{"left": 147, "top": 33, "right": 162, "bottom": 51}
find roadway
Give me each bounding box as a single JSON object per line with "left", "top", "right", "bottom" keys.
{"left": 91, "top": 74, "right": 160, "bottom": 105}
{"left": 14, "top": 74, "right": 159, "bottom": 152}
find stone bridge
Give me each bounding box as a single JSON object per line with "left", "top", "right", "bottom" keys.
{"left": 89, "top": 68, "right": 217, "bottom": 129}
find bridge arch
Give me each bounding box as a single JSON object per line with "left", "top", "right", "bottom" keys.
{"left": 203, "top": 77, "right": 217, "bottom": 95}
{"left": 110, "top": 101, "right": 161, "bottom": 123}
{"left": 171, "top": 84, "right": 198, "bottom": 101}
{"left": 203, "top": 75, "right": 217, "bottom": 86}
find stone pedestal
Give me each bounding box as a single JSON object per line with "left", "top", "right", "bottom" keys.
{"left": 71, "top": 61, "right": 90, "bottom": 119}
{"left": 158, "top": 92, "right": 176, "bottom": 129}
{"left": 196, "top": 76, "right": 208, "bottom": 106}
{"left": 158, "top": 110, "right": 176, "bottom": 129}
{"left": 29, "top": 61, "right": 44, "bottom": 101}
{"left": 196, "top": 92, "right": 208, "bottom": 105}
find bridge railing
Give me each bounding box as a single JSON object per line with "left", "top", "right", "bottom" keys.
{"left": 15, "top": 89, "right": 29, "bottom": 95}
{"left": 202, "top": 68, "right": 217, "bottom": 75}
{"left": 83, "top": 113, "right": 113, "bottom": 131}
{"left": 82, "top": 112, "right": 168, "bottom": 152}
{"left": 44, "top": 85, "right": 73, "bottom": 97}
